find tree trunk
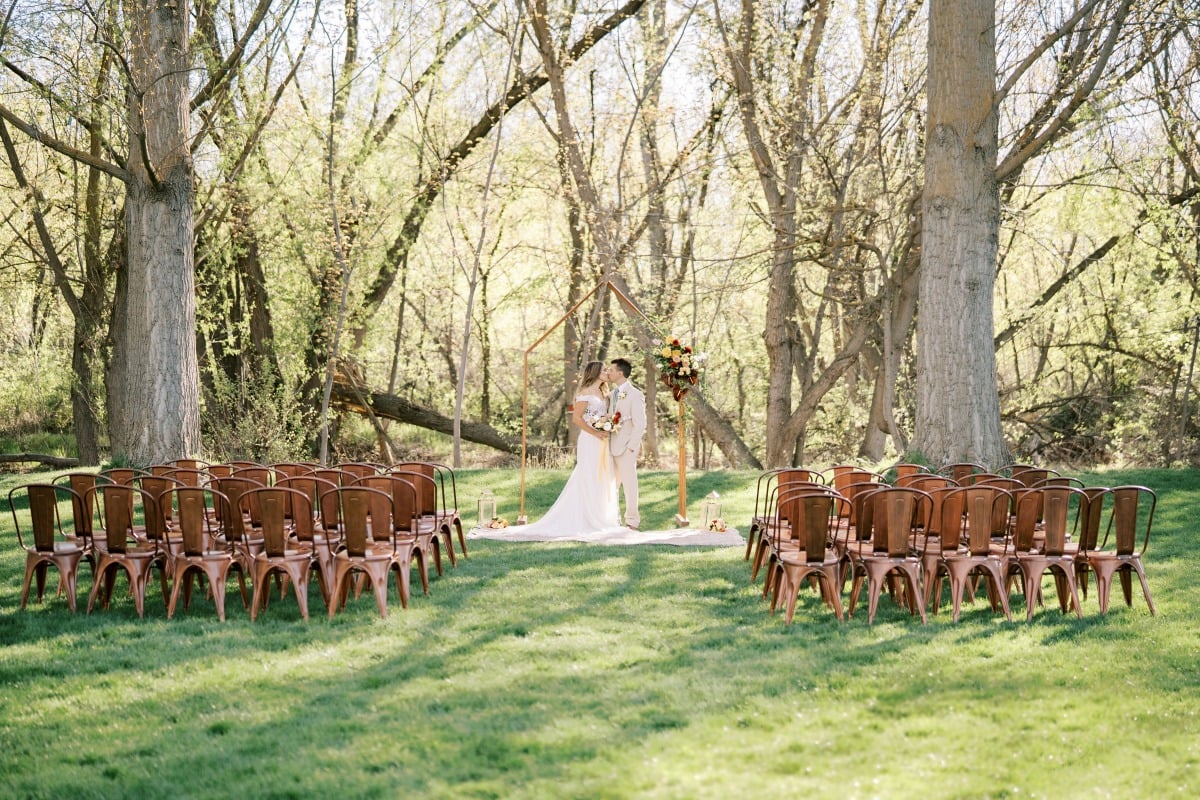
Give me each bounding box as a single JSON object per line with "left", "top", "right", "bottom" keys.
{"left": 110, "top": 0, "right": 200, "bottom": 463}
{"left": 913, "top": 0, "right": 1008, "bottom": 469}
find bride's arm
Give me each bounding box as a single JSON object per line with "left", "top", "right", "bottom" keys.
{"left": 571, "top": 400, "right": 606, "bottom": 440}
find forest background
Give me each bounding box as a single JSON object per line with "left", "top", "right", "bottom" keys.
{"left": 1, "top": 0, "right": 1198, "bottom": 472}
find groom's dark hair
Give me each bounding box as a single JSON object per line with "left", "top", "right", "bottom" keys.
{"left": 611, "top": 358, "right": 632, "bottom": 379}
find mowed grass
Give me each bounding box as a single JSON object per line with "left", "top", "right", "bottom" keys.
{"left": 1, "top": 466, "right": 1198, "bottom": 798}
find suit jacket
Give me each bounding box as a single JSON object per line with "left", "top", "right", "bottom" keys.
{"left": 610, "top": 382, "right": 646, "bottom": 458}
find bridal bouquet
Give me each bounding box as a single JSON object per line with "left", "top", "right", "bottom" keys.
{"left": 586, "top": 410, "right": 622, "bottom": 432}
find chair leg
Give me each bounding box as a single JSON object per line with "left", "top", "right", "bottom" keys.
{"left": 441, "top": 527, "right": 458, "bottom": 568}
{"left": 1130, "top": 561, "right": 1156, "bottom": 615}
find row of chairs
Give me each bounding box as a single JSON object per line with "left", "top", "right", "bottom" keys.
{"left": 745, "top": 464, "right": 1157, "bottom": 625}
{"left": 9, "top": 459, "right": 464, "bottom": 621}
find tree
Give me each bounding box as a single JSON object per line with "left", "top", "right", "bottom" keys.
{"left": 911, "top": 0, "right": 1006, "bottom": 467}
{"left": 1, "top": 0, "right": 282, "bottom": 464}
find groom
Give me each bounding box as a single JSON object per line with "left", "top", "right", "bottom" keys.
{"left": 606, "top": 358, "right": 647, "bottom": 530}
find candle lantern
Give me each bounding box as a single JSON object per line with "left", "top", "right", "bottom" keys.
{"left": 701, "top": 491, "right": 722, "bottom": 530}
{"left": 477, "top": 489, "right": 497, "bottom": 528}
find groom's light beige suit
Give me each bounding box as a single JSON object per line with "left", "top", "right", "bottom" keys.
{"left": 610, "top": 380, "right": 647, "bottom": 528}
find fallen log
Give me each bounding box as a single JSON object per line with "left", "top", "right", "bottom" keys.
{"left": 0, "top": 452, "right": 80, "bottom": 468}
{"left": 331, "top": 376, "right": 556, "bottom": 459}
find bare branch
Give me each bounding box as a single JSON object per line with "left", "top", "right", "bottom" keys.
{"left": 0, "top": 101, "right": 128, "bottom": 182}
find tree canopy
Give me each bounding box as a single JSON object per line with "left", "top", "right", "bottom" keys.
{"left": 1, "top": 0, "right": 1197, "bottom": 469}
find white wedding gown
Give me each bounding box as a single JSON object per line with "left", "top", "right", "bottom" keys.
{"left": 485, "top": 393, "right": 626, "bottom": 541}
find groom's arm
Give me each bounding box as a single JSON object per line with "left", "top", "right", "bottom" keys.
{"left": 632, "top": 388, "right": 648, "bottom": 438}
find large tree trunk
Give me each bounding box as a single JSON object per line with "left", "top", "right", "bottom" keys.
{"left": 109, "top": 0, "right": 200, "bottom": 463}
{"left": 913, "top": 0, "right": 1008, "bottom": 469}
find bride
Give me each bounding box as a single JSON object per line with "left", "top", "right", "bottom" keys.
{"left": 491, "top": 360, "right": 626, "bottom": 539}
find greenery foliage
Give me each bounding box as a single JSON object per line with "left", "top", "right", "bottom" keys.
{"left": 1, "top": 467, "right": 1195, "bottom": 797}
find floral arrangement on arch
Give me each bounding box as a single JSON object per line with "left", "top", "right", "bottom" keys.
{"left": 653, "top": 335, "right": 707, "bottom": 401}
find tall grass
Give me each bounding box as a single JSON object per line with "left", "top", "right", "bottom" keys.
{"left": 1, "top": 467, "right": 1196, "bottom": 798}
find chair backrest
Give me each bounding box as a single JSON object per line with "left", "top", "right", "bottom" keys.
{"left": 168, "top": 458, "right": 210, "bottom": 472}
{"left": 89, "top": 484, "right": 155, "bottom": 554}
{"left": 327, "top": 486, "right": 392, "bottom": 557}
{"left": 384, "top": 475, "right": 420, "bottom": 535}
{"left": 313, "top": 468, "right": 356, "bottom": 488}
{"left": 9, "top": 484, "right": 76, "bottom": 552}
{"left": 160, "top": 467, "right": 209, "bottom": 488}
{"left": 1039, "top": 486, "right": 1082, "bottom": 556}
{"left": 1076, "top": 487, "right": 1111, "bottom": 551}
{"left": 998, "top": 463, "right": 1035, "bottom": 477}
{"left": 779, "top": 468, "right": 825, "bottom": 487}
{"left": 98, "top": 467, "right": 149, "bottom": 487}
{"left": 940, "top": 462, "right": 986, "bottom": 482}
{"left": 930, "top": 486, "right": 966, "bottom": 550}
{"left": 1106, "top": 485, "right": 1156, "bottom": 556}
{"left": 954, "top": 486, "right": 1010, "bottom": 556}
{"left": 340, "top": 462, "right": 382, "bottom": 480}
{"left": 976, "top": 476, "right": 1023, "bottom": 493}
{"left": 271, "top": 462, "right": 316, "bottom": 480}
{"left": 206, "top": 464, "right": 235, "bottom": 478}
{"left": 1009, "top": 466, "right": 1057, "bottom": 487}
{"left": 172, "top": 486, "right": 225, "bottom": 557}
{"left": 278, "top": 475, "right": 339, "bottom": 536}
{"left": 896, "top": 473, "right": 956, "bottom": 491}
{"left": 138, "top": 474, "right": 185, "bottom": 533}
{"left": 209, "top": 476, "right": 262, "bottom": 541}
{"left": 242, "top": 487, "right": 311, "bottom": 558}
{"left": 1032, "top": 475, "right": 1084, "bottom": 489}
{"left": 356, "top": 476, "right": 410, "bottom": 539}
{"left": 233, "top": 465, "right": 274, "bottom": 487}
{"left": 768, "top": 481, "right": 831, "bottom": 526}
{"left": 773, "top": 486, "right": 839, "bottom": 544}
{"left": 53, "top": 472, "right": 97, "bottom": 537}
{"left": 782, "top": 491, "right": 844, "bottom": 562}
{"left": 844, "top": 482, "right": 882, "bottom": 536}
{"left": 423, "top": 461, "right": 458, "bottom": 511}
{"left": 751, "top": 469, "right": 785, "bottom": 523}
{"left": 389, "top": 463, "right": 439, "bottom": 516}
{"left": 870, "top": 487, "right": 931, "bottom": 557}
{"left": 886, "top": 463, "right": 929, "bottom": 484}
{"left": 873, "top": 489, "right": 916, "bottom": 556}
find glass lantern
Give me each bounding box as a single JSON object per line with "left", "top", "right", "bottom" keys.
{"left": 477, "top": 489, "right": 497, "bottom": 528}
{"left": 700, "top": 491, "right": 722, "bottom": 530}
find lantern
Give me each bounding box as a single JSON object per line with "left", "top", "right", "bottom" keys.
{"left": 477, "top": 489, "right": 497, "bottom": 528}
{"left": 700, "top": 491, "right": 722, "bottom": 531}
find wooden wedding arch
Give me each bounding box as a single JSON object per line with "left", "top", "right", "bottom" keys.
{"left": 518, "top": 278, "right": 693, "bottom": 526}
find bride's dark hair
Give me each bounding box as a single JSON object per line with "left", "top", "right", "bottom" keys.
{"left": 576, "top": 360, "right": 606, "bottom": 395}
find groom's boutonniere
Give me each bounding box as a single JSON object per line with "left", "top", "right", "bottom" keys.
{"left": 618, "top": 390, "right": 627, "bottom": 401}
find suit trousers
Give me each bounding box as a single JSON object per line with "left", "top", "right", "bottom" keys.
{"left": 613, "top": 447, "right": 640, "bottom": 528}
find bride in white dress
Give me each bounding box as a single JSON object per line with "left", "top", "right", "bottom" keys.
{"left": 487, "top": 360, "right": 626, "bottom": 540}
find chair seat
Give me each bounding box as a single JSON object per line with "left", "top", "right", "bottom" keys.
{"left": 31, "top": 541, "right": 84, "bottom": 556}
{"left": 334, "top": 546, "right": 393, "bottom": 563}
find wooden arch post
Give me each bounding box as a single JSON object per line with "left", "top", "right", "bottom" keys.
{"left": 518, "top": 279, "right": 688, "bottom": 525}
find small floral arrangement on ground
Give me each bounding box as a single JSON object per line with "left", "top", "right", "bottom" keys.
{"left": 487, "top": 517, "right": 509, "bottom": 529}
{"left": 584, "top": 410, "right": 622, "bottom": 432}
{"left": 653, "top": 335, "right": 706, "bottom": 388}
{"left": 708, "top": 518, "right": 727, "bottom": 532}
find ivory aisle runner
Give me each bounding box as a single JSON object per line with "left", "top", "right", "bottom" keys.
{"left": 468, "top": 525, "right": 743, "bottom": 547}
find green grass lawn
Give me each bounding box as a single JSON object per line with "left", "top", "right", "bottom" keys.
{"left": 1, "top": 466, "right": 1197, "bottom": 798}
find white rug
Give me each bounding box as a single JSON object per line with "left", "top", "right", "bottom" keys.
{"left": 468, "top": 525, "right": 743, "bottom": 547}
